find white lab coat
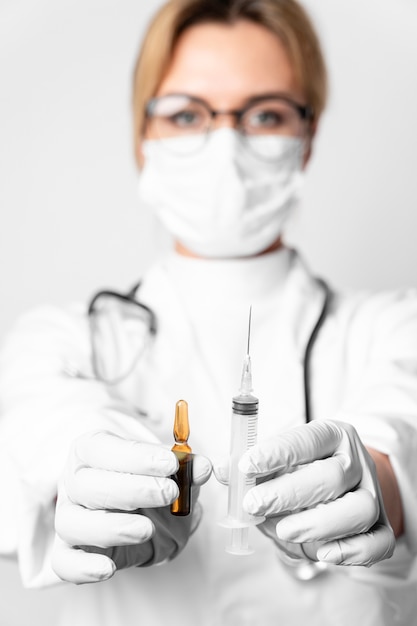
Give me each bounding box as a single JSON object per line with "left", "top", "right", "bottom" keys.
{"left": 1, "top": 247, "right": 417, "bottom": 626}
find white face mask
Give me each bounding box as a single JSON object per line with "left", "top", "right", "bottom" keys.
{"left": 138, "top": 128, "right": 305, "bottom": 258}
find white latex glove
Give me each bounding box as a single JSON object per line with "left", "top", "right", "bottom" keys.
{"left": 236, "top": 421, "right": 395, "bottom": 567}
{"left": 52, "top": 430, "right": 212, "bottom": 584}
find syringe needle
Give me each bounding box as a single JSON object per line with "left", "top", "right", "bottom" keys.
{"left": 247, "top": 306, "right": 252, "bottom": 356}
{"left": 240, "top": 306, "right": 253, "bottom": 395}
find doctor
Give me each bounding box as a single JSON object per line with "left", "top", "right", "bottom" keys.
{"left": 1, "top": 0, "right": 417, "bottom": 625}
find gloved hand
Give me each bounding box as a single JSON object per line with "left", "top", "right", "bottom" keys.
{"left": 52, "top": 430, "right": 212, "bottom": 584}
{"left": 223, "top": 420, "right": 395, "bottom": 567}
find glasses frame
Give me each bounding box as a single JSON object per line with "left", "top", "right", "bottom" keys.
{"left": 145, "top": 92, "right": 313, "bottom": 159}
{"left": 88, "top": 283, "right": 157, "bottom": 385}
{"left": 146, "top": 91, "right": 313, "bottom": 129}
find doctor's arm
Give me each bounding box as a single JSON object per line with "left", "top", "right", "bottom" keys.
{"left": 0, "top": 305, "right": 211, "bottom": 587}
{"left": 238, "top": 290, "right": 417, "bottom": 567}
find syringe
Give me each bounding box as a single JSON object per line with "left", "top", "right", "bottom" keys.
{"left": 221, "top": 308, "right": 265, "bottom": 555}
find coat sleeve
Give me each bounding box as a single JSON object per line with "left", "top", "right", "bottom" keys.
{"left": 329, "top": 288, "right": 417, "bottom": 558}
{"left": 0, "top": 304, "right": 159, "bottom": 588}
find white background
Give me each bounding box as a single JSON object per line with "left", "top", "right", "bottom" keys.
{"left": 1, "top": 0, "right": 417, "bottom": 623}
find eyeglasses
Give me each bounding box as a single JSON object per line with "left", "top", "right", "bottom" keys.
{"left": 145, "top": 93, "right": 313, "bottom": 159}
{"left": 87, "top": 285, "right": 157, "bottom": 385}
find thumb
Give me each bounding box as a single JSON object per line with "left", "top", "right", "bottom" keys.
{"left": 212, "top": 457, "right": 229, "bottom": 485}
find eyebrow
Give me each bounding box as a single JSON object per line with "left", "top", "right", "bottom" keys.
{"left": 244, "top": 91, "right": 306, "bottom": 108}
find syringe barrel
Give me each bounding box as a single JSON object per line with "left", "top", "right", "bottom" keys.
{"left": 227, "top": 393, "right": 259, "bottom": 525}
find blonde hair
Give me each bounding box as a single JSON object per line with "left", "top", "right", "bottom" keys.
{"left": 132, "top": 0, "right": 327, "bottom": 162}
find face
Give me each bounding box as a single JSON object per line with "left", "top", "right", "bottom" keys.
{"left": 138, "top": 20, "right": 312, "bottom": 257}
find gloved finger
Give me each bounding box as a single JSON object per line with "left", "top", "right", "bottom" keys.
{"left": 192, "top": 454, "right": 212, "bottom": 486}
{"left": 211, "top": 456, "right": 229, "bottom": 485}
{"left": 256, "top": 516, "right": 326, "bottom": 562}
{"left": 55, "top": 499, "right": 154, "bottom": 548}
{"left": 256, "top": 514, "right": 286, "bottom": 541}
{"left": 239, "top": 421, "right": 343, "bottom": 477}
{"left": 243, "top": 455, "right": 361, "bottom": 517}
{"left": 275, "top": 489, "right": 380, "bottom": 543}
{"left": 74, "top": 431, "right": 178, "bottom": 475}
{"left": 66, "top": 468, "right": 178, "bottom": 510}
{"left": 212, "top": 457, "right": 274, "bottom": 487}
{"left": 51, "top": 535, "right": 116, "bottom": 584}
{"left": 316, "top": 522, "right": 395, "bottom": 566}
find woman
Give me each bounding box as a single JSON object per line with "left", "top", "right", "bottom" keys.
{"left": 1, "top": 1, "right": 417, "bottom": 624}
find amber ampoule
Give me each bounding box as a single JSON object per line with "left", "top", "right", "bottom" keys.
{"left": 171, "top": 399, "right": 193, "bottom": 516}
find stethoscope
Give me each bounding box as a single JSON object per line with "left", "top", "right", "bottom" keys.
{"left": 70, "top": 276, "right": 331, "bottom": 422}
{"left": 303, "top": 277, "right": 331, "bottom": 423}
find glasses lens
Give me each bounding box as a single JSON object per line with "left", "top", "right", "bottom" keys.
{"left": 242, "top": 98, "right": 305, "bottom": 138}
{"left": 241, "top": 99, "right": 307, "bottom": 162}
{"left": 89, "top": 294, "right": 153, "bottom": 384}
{"left": 146, "top": 95, "right": 210, "bottom": 154}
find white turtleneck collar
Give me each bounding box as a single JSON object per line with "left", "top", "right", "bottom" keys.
{"left": 166, "top": 246, "right": 293, "bottom": 306}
